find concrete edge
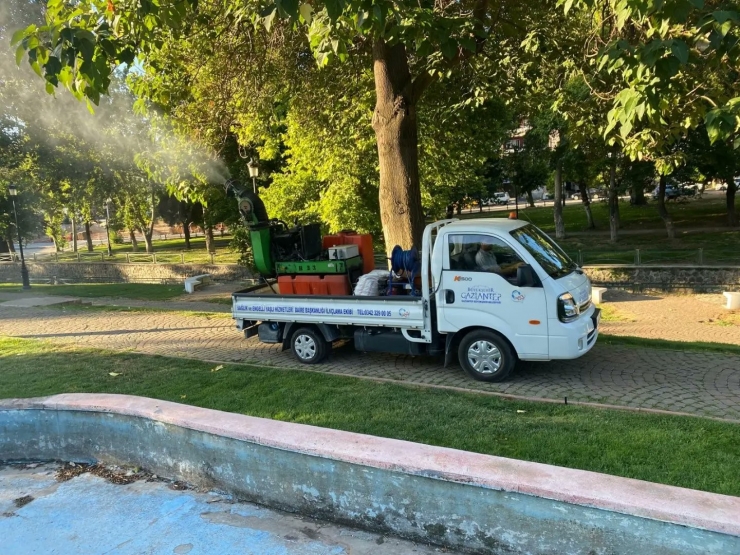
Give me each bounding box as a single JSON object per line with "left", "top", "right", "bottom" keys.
{"left": 2, "top": 393, "right": 739, "bottom": 537}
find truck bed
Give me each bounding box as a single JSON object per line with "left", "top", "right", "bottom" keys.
{"left": 232, "top": 290, "right": 425, "bottom": 329}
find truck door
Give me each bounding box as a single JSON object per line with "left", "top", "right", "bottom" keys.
{"left": 437, "top": 233, "right": 549, "bottom": 359}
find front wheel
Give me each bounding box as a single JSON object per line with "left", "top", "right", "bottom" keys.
{"left": 457, "top": 330, "right": 515, "bottom": 382}
{"left": 290, "top": 327, "right": 330, "bottom": 365}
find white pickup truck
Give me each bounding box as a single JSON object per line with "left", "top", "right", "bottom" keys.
{"left": 232, "top": 219, "right": 599, "bottom": 382}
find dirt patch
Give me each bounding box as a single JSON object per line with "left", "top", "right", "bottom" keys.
{"left": 13, "top": 495, "right": 33, "bottom": 508}
{"left": 55, "top": 462, "right": 148, "bottom": 485}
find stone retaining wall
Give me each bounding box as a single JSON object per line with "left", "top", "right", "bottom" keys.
{"left": 584, "top": 265, "right": 740, "bottom": 292}
{"left": 1, "top": 261, "right": 738, "bottom": 291}
{"left": 2, "top": 394, "right": 739, "bottom": 554}
{"left": 0, "top": 261, "right": 253, "bottom": 284}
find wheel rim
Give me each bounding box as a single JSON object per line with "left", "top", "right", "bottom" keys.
{"left": 467, "top": 340, "right": 502, "bottom": 375}
{"left": 294, "top": 334, "right": 317, "bottom": 360}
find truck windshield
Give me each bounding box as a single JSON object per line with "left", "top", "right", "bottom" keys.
{"left": 509, "top": 224, "right": 577, "bottom": 279}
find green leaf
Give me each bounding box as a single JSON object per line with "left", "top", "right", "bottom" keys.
{"left": 459, "top": 37, "right": 476, "bottom": 52}
{"left": 262, "top": 8, "right": 277, "bottom": 31}
{"left": 30, "top": 60, "right": 42, "bottom": 77}
{"left": 15, "top": 45, "right": 25, "bottom": 66}
{"left": 325, "top": 0, "right": 342, "bottom": 21}
{"left": 563, "top": 0, "right": 574, "bottom": 14}
{"left": 45, "top": 81, "right": 54, "bottom": 95}
{"left": 671, "top": 40, "right": 689, "bottom": 64}
{"left": 712, "top": 10, "right": 737, "bottom": 25}
{"left": 441, "top": 39, "right": 457, "bottom": 59}
{"left": 278, "top": 0, "right": 299, "bottom": 19}
{"left": 299, "top": 3, "right": 313, "bottom": 24}
{"left": 10, "top": 27, "right": 28, "bottom": 46}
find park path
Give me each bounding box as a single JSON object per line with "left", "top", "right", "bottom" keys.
{"left": 0, "top": 303, "right": 738, "bottom": 421}
{"left": 600, "top": 290, "right": 740, "bottom": 345}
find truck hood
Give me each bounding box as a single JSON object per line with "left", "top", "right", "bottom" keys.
{"left": 555, "top": 270, "right": 591, "bottom": 306}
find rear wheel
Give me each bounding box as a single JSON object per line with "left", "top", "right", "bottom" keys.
{"left": 457, "top": 330, "right": 515, "bottom": 382}
{"left": 290, "top": 327, "right": 329, "bottom": 365}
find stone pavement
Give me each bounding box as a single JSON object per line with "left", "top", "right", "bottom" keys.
{"left": 0, "top": 305, "right": 738, "bottom": 421}
{"left": 601, "top": 290, "right": 740, "bottom": 345}
{"left": 0, "top": 463, "right": 441, "bottom": 555}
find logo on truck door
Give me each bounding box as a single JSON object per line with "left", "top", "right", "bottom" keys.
{"left": 460, "top": 285, "right": 501, "bottom": 304}
{"left": 453, "top": 276, "right": 473, "bottom": 282}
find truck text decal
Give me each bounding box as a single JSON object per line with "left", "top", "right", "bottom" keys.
{"left": 236, "top": 305, "right": 354, "bottom": 316}
{"left": 460, "top": 285, "right": 502, "bottom": 304}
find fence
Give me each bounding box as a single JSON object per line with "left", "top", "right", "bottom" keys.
{"left": 566, "top": 249, "right": 740, "bottom": 267}
{"left": 2, "top": 251, "right": 240, "bottom": 265}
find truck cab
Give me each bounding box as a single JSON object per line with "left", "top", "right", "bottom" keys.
{"left": 428, "top": 220, "right": 598, "bottom": 380}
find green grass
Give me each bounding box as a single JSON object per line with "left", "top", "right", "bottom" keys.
{"left": 462, "top": 196, "right": 736, "bottom": 232}
{"left": 30, "top": 235, "right": 241, "bottom": 264}
{"left": 0, "top": 283, "right": 185, "bottom": 300}
{"left": 460, "top": 198, "right": 740, "bottom": 265}
{"left": 38, "top": 304, "right": 231, "bottom": 319}
{"left": 1, "top": 336, "right": 738, "bottom": 496}
{"left": 600, "top": 333, "right": 740, "bottom": 356}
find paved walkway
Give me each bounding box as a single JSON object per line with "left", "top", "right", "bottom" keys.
{"left": 1, "top": 304, "right": 738, "bottom": 421}
{"left": 0, "top": 464, "right": 440, "bottom": 554}
{"left": 600, "top": 290, "right": 740, "bottom": 345}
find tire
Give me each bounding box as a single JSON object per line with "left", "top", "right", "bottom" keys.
{"left": 457, "top": 330, "right": 515, "bottom": 382}
{"left": 290, "top": 327, "right": 329, "bottom": 365}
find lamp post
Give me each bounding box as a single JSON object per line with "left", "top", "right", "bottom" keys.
{"left": 105, "top": 198, "right": 113, "bottom": 257}
{"left": 8, "top": 185, "right": 30, "bottom": 290}
{"left": 247, "top": 158, "right": 259, "bottom": 194}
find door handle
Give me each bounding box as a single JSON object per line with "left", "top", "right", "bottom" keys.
{"left": 445, "top": 290, "right": 455, "bottom": 304}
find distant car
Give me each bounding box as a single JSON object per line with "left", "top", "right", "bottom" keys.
{"left": 541, "top": 192, "right": 551, "bottom": 201}
{"left": 492, "top": 192, "right": 510, "bottom": 205}
{"left": 680, "top": 185, "right": 698, "bottom": 197}
{"left": 651, "top": 185, "right": 680, "bottom": 200}
{"left": 570, "top": 193, "right": 582, "bottom": 200}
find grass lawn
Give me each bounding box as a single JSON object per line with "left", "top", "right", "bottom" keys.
{"left": 31, "top": 236, "right": 240, "bottom": 264}
{"left": 461, "top": 196, "right": 735, "bottom": 231}
{"left": 459, "top": 198, "right": 740, "bottom": 265}
{"left": 0, "top": 283, "right": 185, "bottom": 300}
{"left": 1, "top": 336, "right": 738, "bottom": 496}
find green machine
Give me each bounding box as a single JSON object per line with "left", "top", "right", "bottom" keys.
{"left": 232, "top": 187, "right": 362, "bottom": 279}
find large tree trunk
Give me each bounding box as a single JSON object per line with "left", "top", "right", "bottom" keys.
{"left": 553, "top": 164, "right": 565, "bottom": 239}
{"left": 371, "top": 39, "right": 426, "bottom": 255}
{"left": 183, "top": 222, "right": 192, "bottom": 250}
{"left": 71, "top": 218, "right": 78, "bottom": 253}
{"left": 84, "top": 221, "right": 94, "bottom": 252}
{"left": 204, "top": 226, "right": 216, "bottom": 253}
{"left": 608, "top": 161, "right": 619, "bottom": 242}
{"left": 143, "top": 229, "right": 154, "bottom": 253}
{"left": 657, "top": 175, "right": 675, "bottom": 239}
{"left": 129, "top": 228, "right": 139, "bottom": 252}
{"left": 725, "top": 177, "right": 737, "bottom": 226}
{"left": 578, "top": 182, "right": 595, "bottom": 229}
{"left": 6, "top": 234, "right": 16, "bottom": 253}
{"left": 526, "top": 190, "right": 535, "bottom": 207}
{"left": 631, "top": 183, "right": 647, "bottom": 205}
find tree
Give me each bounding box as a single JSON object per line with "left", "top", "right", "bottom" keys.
{"left": 158, "top": 194, "right": 203, "bottom": 250}
{"left": 681, "top": 125, "right": 740, "bottom": 225}
{"left": 563, "top": 0, "right": 740, "bottom": 228}
{"left": 14, "top": 0, "right": 562, "bottom": 253}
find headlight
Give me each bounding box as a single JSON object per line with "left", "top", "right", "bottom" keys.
{"left": 558, "top": 292, "right": 580, "bottom": 323}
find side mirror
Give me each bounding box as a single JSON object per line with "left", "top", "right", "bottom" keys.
{"left": 516, "top": 264, "right": 539, "bottom": 288}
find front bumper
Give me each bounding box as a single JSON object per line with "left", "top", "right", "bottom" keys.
{"left": 547, "top": 306, "right": 600, "bottom": 360}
